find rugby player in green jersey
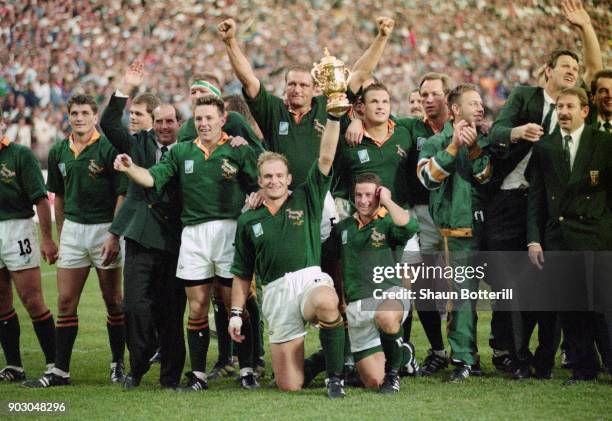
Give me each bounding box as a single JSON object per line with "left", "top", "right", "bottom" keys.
{"left": 326, "top": 173, "right": 419, "bottom": 393}
{"left": 115, "top": 95, "right": 260, "bottom": 391}
{"left": 228, "top": 99, "right": 348, "bottom": 399}
{"left": 0, "top": 116, "right": 58, "bottom": 383}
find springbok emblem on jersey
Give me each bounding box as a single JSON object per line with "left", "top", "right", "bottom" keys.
{"left": 221, "top": 159, "right": 238, "bottom": 180}
{"left": 0, "top": 163, "right": 16, "bottom": 183}
{"left": 286, "top": 208, "right": 305, "bottom": 226}
{"left": 88, "top": 160, "right": 104, "bottom": 179}
{"left": 313, "top": 119, "right": 325, "bottom": 136}
{"left": 396, "top": 145, "right": 407, "bottom": 159}
{"left": 370, "top": 228, "right": 386, "bottom": 248}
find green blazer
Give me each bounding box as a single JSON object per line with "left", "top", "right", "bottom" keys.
{"left": 100, "top": 94, "right": 182, "bottom": 254}
{"left": 527, "top": 125, "right": 612, "bottom": 251}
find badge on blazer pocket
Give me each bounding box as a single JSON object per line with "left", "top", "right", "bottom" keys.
{"left": 589, "top": 170, "right": 599, "bottom": 186}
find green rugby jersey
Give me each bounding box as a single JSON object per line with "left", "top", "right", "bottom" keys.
{"left": 326, "top": 209, "right": 419, "bottom": 302}
{"left": 177, "top": 111, "right": 264, "bottom": 153}
{"left": 46, "top": 130, "right": 128, "bottom": 224}
{"left": 0, "top": 138, "right": 47, "bottom": 221}
{"left": 245, "top": 85, "right": 328, "bottom": 189}
{"left": 231, "top": 162, "right": 331, "bottom": 285}
{"left": 395, "top": 116, "right": 441, "bottom": 206}
{"left": 335, "top": 120, "right": 413, "bottom": 207}
{"left": 148, "top": 133, "right": 258, "bottom": 226}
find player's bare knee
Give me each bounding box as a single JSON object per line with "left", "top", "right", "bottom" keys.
{"left": 361, "top": 372, "right": 383, "bottom": 389}
{"left": 57, "top": 295, "right": 77, "bottom": 314}
{"left": 375, "top": 312, "right": 400, "bottom": 334}
{"left": 188, "top": 299, "right": 208, "bottom": 319}
{"left": 276, "top": 378, "right": 303, "bottom": 392}
{"left": 20, "top": 294, "right": 46, "bottom": 317}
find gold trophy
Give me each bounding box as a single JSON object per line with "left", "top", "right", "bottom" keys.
{"left": 311, "top": 48, "right": 351, "bottom": 114}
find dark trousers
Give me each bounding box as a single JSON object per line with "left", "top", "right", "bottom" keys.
{"left": 485, "top": 188, "right": 557, "bottom": 369}
{"left": 123, "top": 239, "right": 186, "bottom": 386}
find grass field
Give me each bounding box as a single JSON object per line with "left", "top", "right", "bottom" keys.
{"left": 1, "top": 259, "right": 611, "bottom": 420}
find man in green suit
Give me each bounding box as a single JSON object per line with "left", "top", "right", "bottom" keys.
{"left": 99, "top": 60, "right": 186, "bottom": 390}
{"left": 487, "top": 0, "right": 602, "bottom": 379}
{"left": 527, "top": 87, "right": 612, "bottom": 383}
{"left": 417, "top": 84, "right": 492, "bottom": 382}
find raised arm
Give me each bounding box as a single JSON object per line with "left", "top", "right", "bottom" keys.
{"left": 218, "top": 19, "right": 261, "bottom": 99}
{"left": 113, "top": 153, "right": 154, "bottom": 188}
{"left": 561, "top": 0, "right": 602, "bottom": 87}
{"left": 100, "top": 61, "right": 146, "bottom": 153}
{"left": 349, "top": 17, "right": 394, "bottom": 93}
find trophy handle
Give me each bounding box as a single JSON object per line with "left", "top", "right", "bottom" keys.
{"left": 343, "top": 67, "right": 351, "bottom": 82}
{"left": 311, "top": 66, "right": 321, "bottom": 85}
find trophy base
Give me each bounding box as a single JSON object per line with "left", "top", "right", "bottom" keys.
{"left": 326, "top": 95, "right": 351, "bottom": 115}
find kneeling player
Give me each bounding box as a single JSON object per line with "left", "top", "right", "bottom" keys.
{"left": 0, "top": 118, "right": 57, "bottom": 382}
{"left": 229, "top": 108, "right": 347, "bottom": 399}
{"left": 326, "top": 173, "right": 419, "bottom": 393}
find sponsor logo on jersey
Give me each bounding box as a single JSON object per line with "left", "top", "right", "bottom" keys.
{"left": 416, "top": 137, "right": 427, "bottom": 150}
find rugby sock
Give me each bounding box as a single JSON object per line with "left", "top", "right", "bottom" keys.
{"left": 31, "top": 310, "right": 55, "bottom": 365}
{"left": 304, "top": 349, "right": 326, "bottom": 383}
{"left": 319, "top": 316, "right": 344, "bottom": 378}
{"left": 0, "top": 309, "right": 22, "bottom": 367}
{"left": 106, "top": 312, "right": 125, "bottom": 363}
{"left": 235, "top": 313, "right": 254, "bottom": 370}
{"left": 245, "top": 295, "right": 263, "bottom": 362}
{"left": 380, "top": 327, "right": 404, "bottom": 372}
{"left": 213, "top": 297, "right": 232, "bottom": 363}
{"left": 187, "top": 317, "right": 210, "bottom": 373}
{"left": 402, "top": 310, "right": 413, "bottom": 342}
{"left": 55, "top": 315, "right": 78, "bottom": 373}
{"left": 418, "top": 309, "right": 444, "bottom": 351}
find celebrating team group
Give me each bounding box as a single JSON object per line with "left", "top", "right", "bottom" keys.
{"left": 1, "top": 0, "right": 611, "bottom": 399}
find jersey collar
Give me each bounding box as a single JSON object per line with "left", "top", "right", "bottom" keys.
{"left": 353, "top": 206, "right": 388, "bottom": 229}
{"left": 423, "top": 115, "right": 446, "bottom": 134}
{"left": 193, "top": 132, "right": 230, "bottom": 160}
{"left": 362, "top": 120, "right": 396, "bottom": 147}
{"left": 69, "top": 129, "right": 101, "bottom": 158}
{"left": 0, "top": 136, "right": 10, "bottom": 150}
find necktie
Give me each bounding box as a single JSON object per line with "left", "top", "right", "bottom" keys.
{"left": 563, "top": 135, "right": 571, "bottom": 170}
{"left": 160, "top": 146, "right": 168, "bottom": 162}
{"left": 542, "top": 103, "right": 555, "bottom": 134}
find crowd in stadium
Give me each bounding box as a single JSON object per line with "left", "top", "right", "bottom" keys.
{"left": 0, "top": 0, "right": 611, "bottom": 399}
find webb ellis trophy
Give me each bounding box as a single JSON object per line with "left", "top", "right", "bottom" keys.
{"left": 311, "top": 48, "right": 352, "bottom": 114}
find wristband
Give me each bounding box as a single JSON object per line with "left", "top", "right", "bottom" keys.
{"left": 230, "top": 307, "right": 243, "bottom": 318}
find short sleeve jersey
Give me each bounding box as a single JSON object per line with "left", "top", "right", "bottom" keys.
{"left": 231, "top": 162, "right": 331, "bottom": 285}
{"left": 245, "top": 84, "right": 328, "bottom": 188}
{"left": 148, "top": 134, "right": 258, "bottom": 226}
{"left": 327, "top": 211, "right": 419, "bottom": 302}
{"left": 0, "top": 139, "right": 47, "bottom": 221}
{"left": 46, "top": 130, "right": 128, "bottom": 224}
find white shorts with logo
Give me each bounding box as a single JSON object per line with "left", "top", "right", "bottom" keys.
{"left": 262, "top": 266, "right": 335, "bottom": 344}
{"left": 0, "top": 219, "right": 41, "bottom": 271}
{"left": 177, "top": 219, "right": 236, "bottom": 281}
{"left": 58, "top": 220, "right": 122, "bottom": 269}
{"left": 346, "top": 286, "right": 410, "bottom": 353}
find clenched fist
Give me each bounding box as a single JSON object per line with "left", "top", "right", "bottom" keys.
{"left": 218, "top": 18, "right": 237, "bottom": 41}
